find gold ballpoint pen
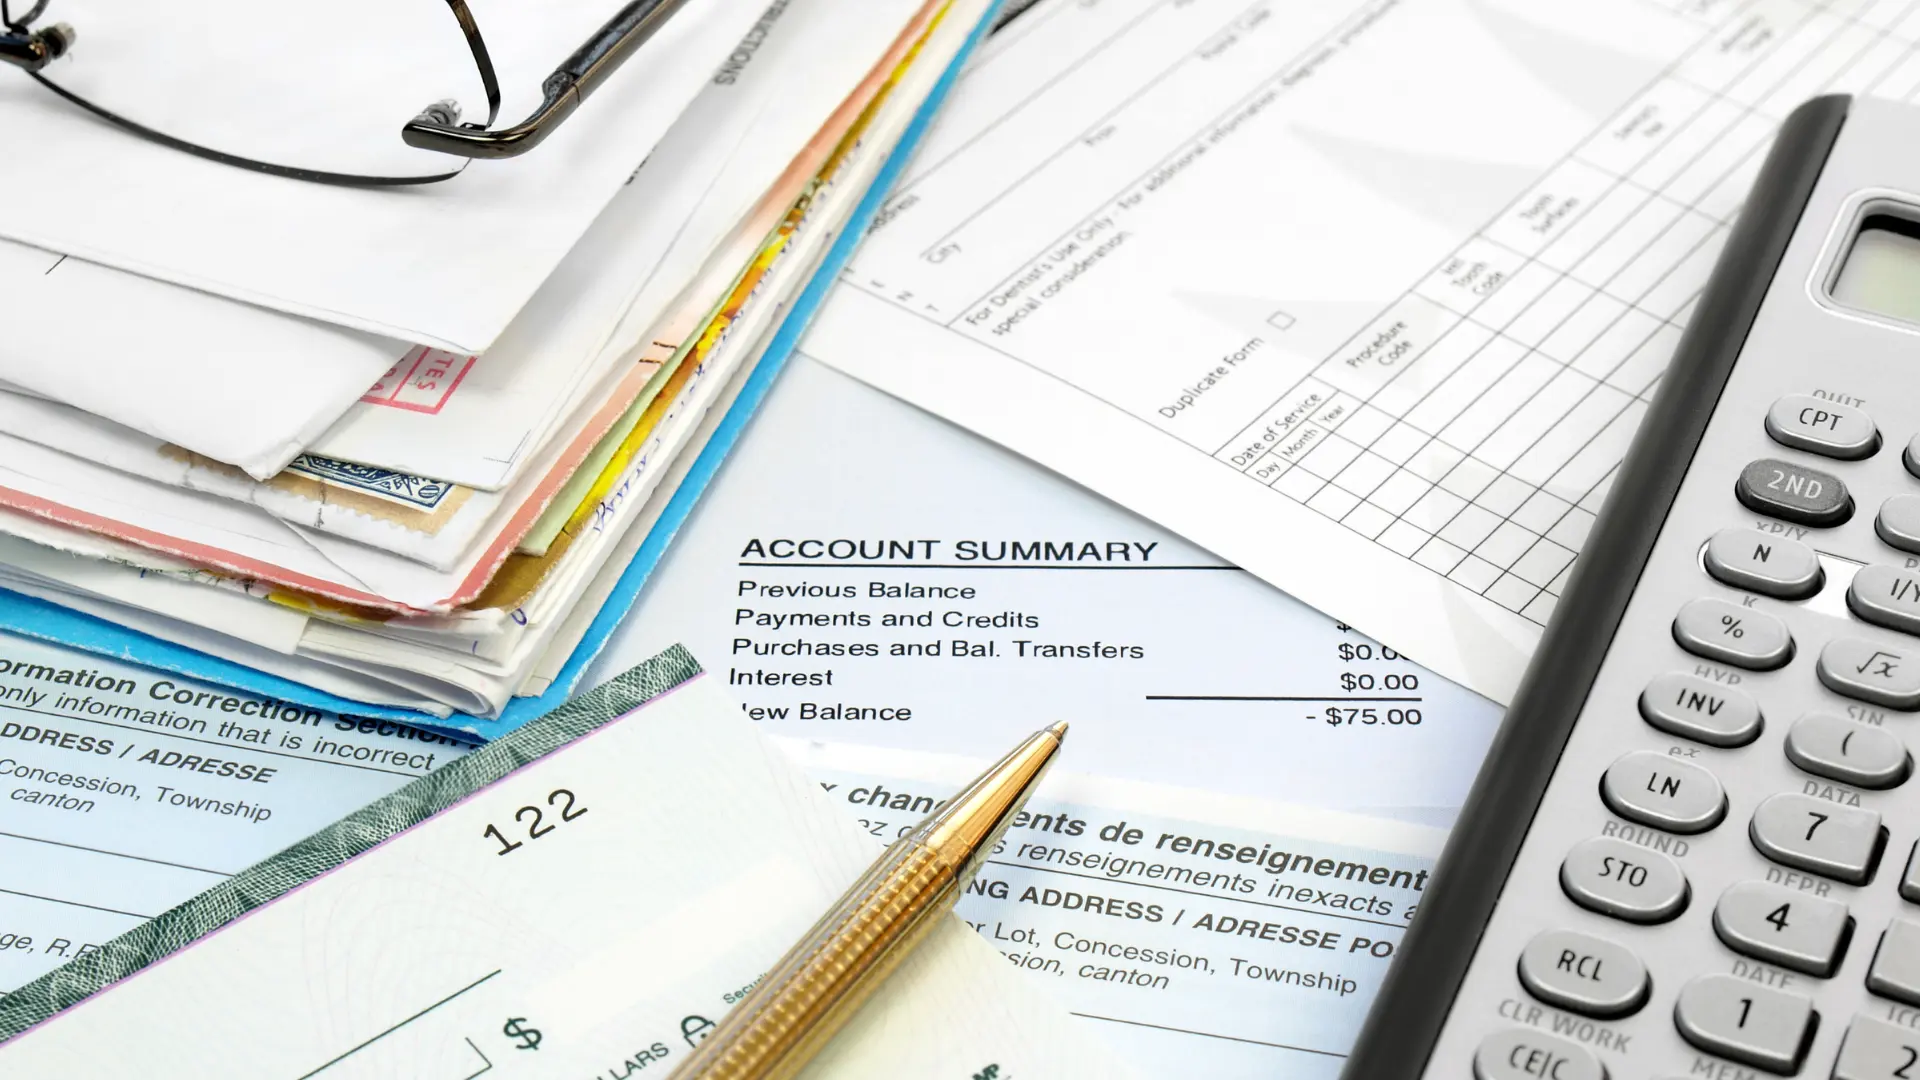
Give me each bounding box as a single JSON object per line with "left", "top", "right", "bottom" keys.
{"left": 667, "top": 722, "right": 1069, "bottom": 1080}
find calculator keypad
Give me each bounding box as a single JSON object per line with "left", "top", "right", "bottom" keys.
{"left": 1673, "top": 974, "right": 1818, "bottom": 1073}
{"left": 1817, "top": 638, "right": 1920, "bottom": 710}
{"left": 1833, "top": 1016, "right": 1920, "bottom": 1080}
{"left": 1766, "top": 395, "right": 1881, "bottom": 460}
{"left": 1748, "top": 793, "right": 1884, "bottom": 885}
{"left": 1599, "top": 751, "right": 1726, "bottom": 833}
{"left": 1559, "top": 836, "right": 1689, "bottom": 923}
{"left": 1638, "top": 673, "right": 1764, "bottom": 746}
{"left": 1710, "top": 881, "right": 1852, "bottom": 976}
{"left": 1866, "top": 918, "right": 1920, "bottom": 1007}
{"left": 1472, "top": 1028, "right": 1606, "bottom": 1080}
{"left": 1783, "top": 713, "right": 1911, "bottom": 789}
{"left": 1874, "top": 493, "right": 1920, "bottom": 554}
{"left": 1674, "top": 597, "right": 1795, "bottom": 670}
{"left": 1704, "top": 527, "right": 1824, "bottom": 598}
{"left": 1516, "top": 929, "right": 1649, "bottom": 1018}
{"left": 1737, "top": 458, "right": 1855, "bottom": 526}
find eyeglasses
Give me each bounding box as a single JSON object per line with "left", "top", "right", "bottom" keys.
{"left": 0, "top": 0, "right": 693, "bottom": 186}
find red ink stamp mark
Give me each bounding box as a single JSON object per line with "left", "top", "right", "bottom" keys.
{"left": 360, "top": 347, "right": 476, "bottom": 414}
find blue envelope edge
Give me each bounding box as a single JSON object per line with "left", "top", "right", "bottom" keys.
{"left": 0, "top": 2, "right": 1003, "bottom": 743}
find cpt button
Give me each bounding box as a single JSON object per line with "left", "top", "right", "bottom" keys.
{"left": 1473, "top": 1027, "right": 1605, "bottom": 1080}
{"left": 1737, "top": 457, "right": 1853, "bottom": 527}
{"left": 1516, "top": 929, "right": 1648, "bottom": 1018}
{"left": 1765, "top": 394, "right": 1879, "bottom": 459}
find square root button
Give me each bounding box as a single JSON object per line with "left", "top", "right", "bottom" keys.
{"left": 1819, "top": 638, "right": 1920, "bottom": 710}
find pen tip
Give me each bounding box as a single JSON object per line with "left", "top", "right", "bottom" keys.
{"left": 1046, "top": 721, "right": 1068, "bottom": 740}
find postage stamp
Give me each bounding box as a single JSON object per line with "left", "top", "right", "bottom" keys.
{"left": 359, "top": 346, "right": 476, "bottom": 414}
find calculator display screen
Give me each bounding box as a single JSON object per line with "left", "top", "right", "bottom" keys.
{"left": 1833, "top": 213, "right": 1920, "bottom": 325}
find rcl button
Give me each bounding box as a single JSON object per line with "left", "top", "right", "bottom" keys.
{"left": 1473, "top": 1027, "right": 1606, "bottom": 1080}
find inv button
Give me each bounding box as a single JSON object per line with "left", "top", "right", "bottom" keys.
{"left": 1473, "top": 1027, "right": 1605, "bottom": 1080}
{"left": 1849, "top": 564, "right": 1920, "bottom": 636}
{"left": 1639, "top": 672, "right": 1763, "bottom": 747}
{"left": 1736, "top": 457, "right": 1853, "bottom": 527}
{"left": 1703, "top": 527, "right": 1822, "bottom": 599}
{"left": 1517, "top": 929, "right": 1649, "bottom": 1018}
{"left": 1765, "top": 394, "right": 1879, "bottom": 459}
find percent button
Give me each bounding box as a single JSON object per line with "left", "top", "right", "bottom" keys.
{"left": 1673, "top": 598, "right": 1794, "bottom": 671}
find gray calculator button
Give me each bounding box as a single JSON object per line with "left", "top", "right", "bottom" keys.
{"left": 1560, "top": 835, "right": 1689, "bottom": 923}
{"left": 1851, "top": 565, "right": 1920, "bottom": 636}
{"left": 1820, "top": 638, "right": 1920, "bottom": 710}
{"left": 1835, "top": 1016, "right": 1920, "bottom": 1080}
{"left": 1737, "top": 457, "right": 1854, "bottom": 527}
{"left": 1903, "top": 843, "right": 1920, "bottom": 904}
{"left": 1711, "top": 881, "right": 1852, "bottom": 976}
{"left": 1908, "top": 434, "right": 1920, "bottom": 480}
{"left": 1749, "top": 793, "right": 1884, "bottom": 885}
{"left": 1599, "top": 750, "right": 1726, "bottom": 833}
{"left": 1673, "top": 974, "right": 1816, "bottom": 1074}
{"left": 1869, "top": 918, "right": 1920, "bottom": 1006}
{"left": 1765, "top": 395, "right": 1880, "bottom": 459}
{"left": 1639, "top": 673, "right": 1763, "bottom": 747}
{"left": 1876, "top": 494, "right": 1920, "bottom": 555}
{"left": 1703, "top": 527, "right": 1823, "bottom": 599}
{"left": 1673, "top": 598, "right": 1794, "bottom": 671}
{"left": 1472, "top": 1027, "right": 1605, "bottom": 1080}
{"left": 1516, "top": 929, "right": 1649, "bottom": 1018}
{"left": 1784, "top": 713, "right": 1911, "bottom": 789}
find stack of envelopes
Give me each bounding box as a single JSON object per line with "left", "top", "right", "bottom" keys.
{"left": 0, "top": 0, "right": 1001, "bottom": 740}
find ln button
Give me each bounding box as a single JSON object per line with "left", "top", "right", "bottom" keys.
{"left": 1599, "top": 750, "right": 1726, "bottom": 833}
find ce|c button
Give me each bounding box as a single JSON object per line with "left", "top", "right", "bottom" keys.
{"left": 1473, "top": 1027, "right": 1606, "bottom": 1080}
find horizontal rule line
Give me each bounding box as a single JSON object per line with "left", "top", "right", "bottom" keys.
{"left": 736, "top": 562, "right": 1239, "bottom": 571}
{"left": 1146, "top": 695, "right": 1424, "bottom": 702}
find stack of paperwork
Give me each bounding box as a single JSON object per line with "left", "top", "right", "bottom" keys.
{"left": 0, "top": 0, "right": 1006, "bottom": 741}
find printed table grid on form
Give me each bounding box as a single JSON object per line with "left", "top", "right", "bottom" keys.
{"left": 842, "top": 0, "right": 1920, "bottom": 627}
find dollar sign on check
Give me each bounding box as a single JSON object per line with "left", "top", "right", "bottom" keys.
{"left": 503, "top": 1017, "right": 542, "bottom": 1050}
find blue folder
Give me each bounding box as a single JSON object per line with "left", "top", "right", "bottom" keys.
{"left": 0, "top": 3, "right": 1003, "bottom": 743}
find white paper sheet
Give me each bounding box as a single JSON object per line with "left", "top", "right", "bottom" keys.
{"left": 790, "top": 740, "right": 1447, "bottom": 1080}
{"left": 0, "top": 0, "right": 766, "bottom": 352}
{"left": 597, "top": 357, "right": 1503, "bottom": 825}
{"left": 0, "top": 631, "right": 473, "bottom": 993}
{"left": 801, "top": 0, "right": 1920, "bottom": 703}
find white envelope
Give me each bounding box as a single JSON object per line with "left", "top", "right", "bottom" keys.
{"left": 0, "top": 0, "right": 767, "bottom": 353}
{"left": 0, "top": 240, "right": 395, "bottom": 479}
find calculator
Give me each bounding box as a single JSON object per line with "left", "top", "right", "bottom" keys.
{"left": 1345, "top": 94, "right": 1920, "bottom": 1079}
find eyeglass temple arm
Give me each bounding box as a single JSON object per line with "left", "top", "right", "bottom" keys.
{"left": 402, "top": 0, "right": 695, "bottom": 160}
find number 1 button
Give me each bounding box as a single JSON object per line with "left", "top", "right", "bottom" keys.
{"left": 1674, "top": 974, "right": 1817, "bottom": 1074}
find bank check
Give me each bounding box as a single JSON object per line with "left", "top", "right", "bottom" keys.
{"left": 0, "top": 648, "right": 1128, "bottom": 1079}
